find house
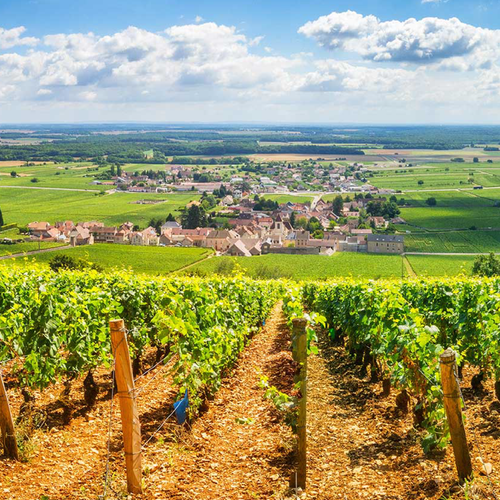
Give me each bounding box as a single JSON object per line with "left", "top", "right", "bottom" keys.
{"left": 27, "top": 222, "right": 52, "bottom": 238}
{"left": 92, "top": 227, "right": 118, "bottom": 243}
{"left": 69, "top": 226, "right": 94, "bottom": 246}
{"left": 369, "top": 216, "right": 387, "bottom": 229}
{"left": 367, "top": 234, "right": 404, "bottom": 254}
{"left": 295, "top": 230, "right": 310, "bottom": 248}
{"left": 225, "top": 239, "right": 252, "bottom": 257}
{"left": 204, "top": 230, "right": 239, "bottom": 252}
{"left": 130, "top": 227, "right": 159, "bottom": 246}
{"left": 161, "top": 221, "right": 181, "bottom": 231}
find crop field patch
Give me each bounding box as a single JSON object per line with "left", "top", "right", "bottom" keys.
{"left": 3, "top": 244, "right": 211, "bottom": 275}
{"left": 187, "top": 253, "right": 405, "bottom": 280}
{"left": 404, "top": 231, "right": 500, "bottom": 253}
{"left": 0, "top": 188, "right": 200, "bottom": 227}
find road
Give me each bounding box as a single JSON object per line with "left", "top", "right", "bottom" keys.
{"left": 0, "top": 245, "right": 71, "bottom": 261}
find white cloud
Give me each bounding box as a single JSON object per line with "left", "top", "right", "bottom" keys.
{"left": 299, "top": 11, "right": 499, "bottom": 70}
{"left": 0, "top": 27, "right": 38, "bottom": 49}
{"left": 0, "top": 18, "right": 499, "bottom": 123}
{"left": 195, "top": 16, "right": 204, "bottom": 23}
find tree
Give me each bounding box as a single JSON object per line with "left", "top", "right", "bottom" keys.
{"left": 473, "top": 157, "right": 479, "bottom": 163}
{"left": 382, "top": 202, "right": 400, "bottom": 219}
{"left": 116, "top": 164, "right": 123, "bottom": 176}
{"left": 426, "top": 197, "right": 437, "bottom": 206}
{"left": 332, "top": 195, "right": 344, "bottom": 216}
{"left": 290, "top": 211, "right": 296, "bottom": 228}
{"left": 418, "top": 180, "right": 424, "bottom": 186}
{"left": 181, "top": 205, "right": 207, "bottom": 229}
{"left": 31, "top": 177, "right": 39, "bottom": 183}
{"left": 166, "top": 213, "right": 176, "bottom": 222}
{"left": 472, "top": 253, "right": 500, "bottom": 277}
{"left": 148, "top": 218, "right": 163, "bottom": 233}
{"left": 10, "top": 171, "right": 16, "bottom": 178}
{"left": 0, "top": 207, "right": 4, "bottom": 227}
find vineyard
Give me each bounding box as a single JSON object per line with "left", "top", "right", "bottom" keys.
{"left": 0, "top": 268, "right": 500, "bottom": 498}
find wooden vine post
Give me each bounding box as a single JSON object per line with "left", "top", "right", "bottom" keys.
{"left": 439, "top": 348, "right": 472, "bottom": 482}
{"left": 0, "top": 370, "right": 18, "bottom": 459}
{"left": 110, "top": 319, "right": 142, "bottom": 494}
{"left": 292, "top": 318, "right": 308, "bottom": 490}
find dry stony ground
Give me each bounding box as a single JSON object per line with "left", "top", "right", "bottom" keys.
{"left": 0, "top": 302, "right": 298, "bottom": 500}
{"left": 1, "top": 305, "right": 500, "bottom": 500}
{"left": 307, "top": 332, "right": 500, "bottom": 500}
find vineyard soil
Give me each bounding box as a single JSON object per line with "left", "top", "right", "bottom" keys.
{"left": 0, "top": 302, "right": 298, "bottom": 499}
{"left": 308, "top": 331, "right": 499, "bottom": 500}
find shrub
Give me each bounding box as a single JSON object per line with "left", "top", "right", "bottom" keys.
{"left": 472, "top": 253, "right": 500, "bottom": 277}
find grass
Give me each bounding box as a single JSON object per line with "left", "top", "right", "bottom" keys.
{"left": 406, "top": 254, "right": 476, "bottom": 277}
{"left": 185, "top": 253, "right": 405, "bottom": 280}
{"left": 404, "top": 230, "right": 500, "bottom": 253}
{"left": 399, "top": 190, "right": 500, "bottom": 229}
{"left": 0, "top": 188, "right": 200, "bottom": 228}
{"left": 0, "top": 241, "right": 64, "bottom": 256}
{"left": 261, "top": 194, "right": 314, "bottom": 204}
{"left": 369, "top": 162, "right": 500, "bottom": 191}
{"left": 2, "top": 244, "right": 212, "bottom": 275}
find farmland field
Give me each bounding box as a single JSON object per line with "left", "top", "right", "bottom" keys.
{"left": 186, "top": 253, "right": 405, "bottom": 280}
{"left": 406, "top": 254, "right": 476, "bottom": 276}
{"left": 0, "top": 241, "right": 64, "bottom": 256}
{"left": 2, "top": 244, "right": 212, "bottom": 275}
{"left": 404, "top": 230, "right": 500, "bottom": 253}
{"left": 399, "top": 189, "right": 500, "bottom": 229}
{"left": 0, "top": 188, "right": 200, "bottom": 227}
{"left": 261, "top": 194, "right": 314, "bottom": 204}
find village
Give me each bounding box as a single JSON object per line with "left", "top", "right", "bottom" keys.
{"left": 25, "top": 195, "right": 405, "bottom": 257}
{"left": 91, "top": 158, "right": 398, "bottom": 196}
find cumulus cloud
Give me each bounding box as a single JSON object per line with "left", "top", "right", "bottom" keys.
{"left": 296, "top": 60, "right": 413, "bottom": 94}
{"left": 0, "top": 18, "right": 499, "bottom": 123}
{"left": 299, "top": 11, "right": 499, "bottom": 69}
{"left": 0, "top": 27, "right": 38, "bottom": 49}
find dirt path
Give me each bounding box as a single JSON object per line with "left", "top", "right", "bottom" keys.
{"left": 403, "top": 255, "right": 417, "bottom": 277}
{"left": 0, "top": 302, "right": 297, "bottom": 500}
{"left": 307, "top": 333, "right": 499, "bottom": 500}
{"left": 0, "top": 245, "right": 71, "bottom": 260}
{"left": 144, "top": 301, "right": 297, "bottom": 499}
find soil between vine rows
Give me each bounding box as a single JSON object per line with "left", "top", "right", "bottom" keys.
{"left": 308, "top": 331, "right": 500, "bottom": 500}
{"left": 0, "top": 301, "right": 297, "bottom": 500}
{"left": 1, "top": 306, "right": 500, "bottom": 500}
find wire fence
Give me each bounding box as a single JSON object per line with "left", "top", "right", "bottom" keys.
{"left": 99, "top": 341, "right": 179, "bottom": 499}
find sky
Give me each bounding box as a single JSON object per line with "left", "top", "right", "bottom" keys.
{"left": 1, "top": 0, "right": 500, "bottom": 124}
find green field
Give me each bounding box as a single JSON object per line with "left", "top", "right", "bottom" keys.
{"left": 185, "top": 253, "right": 405, "bottom": 280}
{"left": 0, "top": 241, "right": 64, "bottom": 256}
{"left": 2, "top": 244, "right": 212, "bottom": 275}
{"left": 400, "top": 189, "right": 500, "bottom": 229}
{"left": 261, "top": 194, "right": 314, "bottom": 204}
{"left": 404, "top": 230, "right": 500, "bottom": 253}
{"left": 406, "top": 254, "right": 476, "bottom": 276}
{"left": 0, "top": 188, "right": 200, "bottom": 227}
{"left": 369, "top": 161, "right": 500, "bottom": 191}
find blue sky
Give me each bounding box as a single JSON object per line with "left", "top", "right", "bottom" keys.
{"left": 1, "top": 0, "right": 500, "bottom": 123}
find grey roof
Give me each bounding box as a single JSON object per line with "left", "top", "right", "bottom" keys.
{"left": 367, "top": 234, "right": 404, "bottom": 243}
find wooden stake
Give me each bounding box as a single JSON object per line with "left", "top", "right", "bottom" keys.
{"left": 0, "top": 369, "right": 18, "bottom": 460}
{"left": 110, "top": 319, "right": 142, "bottom": 494}
{"left": 292, "top": 318, "right": 308, "bottom": 490}
{"left": 440, "top": 348, "right": 472, "bottom": 482}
